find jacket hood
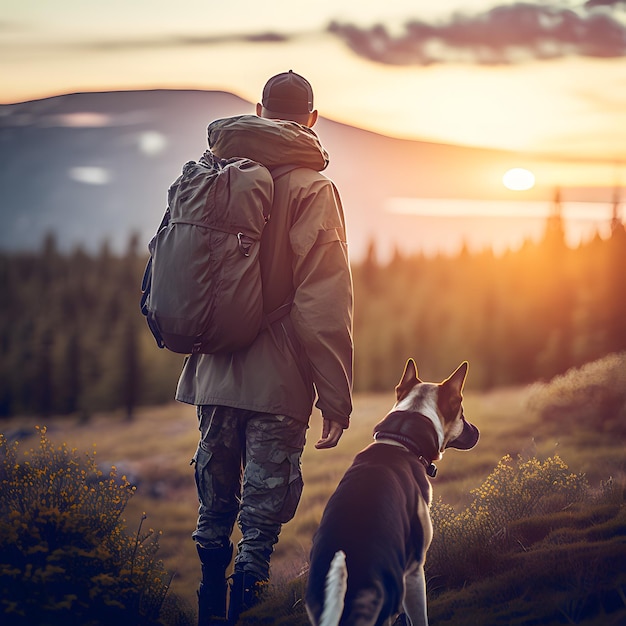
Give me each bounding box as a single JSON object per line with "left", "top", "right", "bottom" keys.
{"left": 207, "top": 115, "right": 329, "bottom": 171}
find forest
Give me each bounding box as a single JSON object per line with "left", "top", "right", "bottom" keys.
{"left": 1, "top": 208, "right": 625, "bottom": 418}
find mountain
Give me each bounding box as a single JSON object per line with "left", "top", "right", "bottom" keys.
{"left": 0, "top": 89, "right": 580, "bottom": 260}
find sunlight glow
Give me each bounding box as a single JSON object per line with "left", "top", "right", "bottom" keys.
{"left": 503, "top": 168, "right": 536, "bottom": 191}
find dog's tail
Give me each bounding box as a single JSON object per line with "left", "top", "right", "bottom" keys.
{"left": 319, "top": 550, "right": 348, "bottom": 626}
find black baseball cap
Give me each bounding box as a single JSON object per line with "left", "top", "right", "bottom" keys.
{"left": 261, "top": 70, "right": 314, "bottom": 115}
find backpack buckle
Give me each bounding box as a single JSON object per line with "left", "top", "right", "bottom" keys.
{"left": 237, "top": 232, "right": 253, "bottom": 257}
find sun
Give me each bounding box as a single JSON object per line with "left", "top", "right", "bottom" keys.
{"left": 502, "top": 168, "right": 535, "bottom": 191}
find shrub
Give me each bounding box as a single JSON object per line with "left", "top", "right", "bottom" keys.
{"left": 0, "top": 427, "right": 192, "bottom": 626}
{"left": 427, "top": 454, "right": 588, "bottom": 589}
{"left": 427, "top": 455, "right": 626, "bottom": 625}
{"left": 525, "top": 351, "right": 626, "bottom": 435}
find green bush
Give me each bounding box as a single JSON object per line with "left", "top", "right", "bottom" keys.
{"left": 525, "top": 351, "right": 626, "bottom": 435}
{"left": 427, "top": 455, "right": 626, "bottom": 625}
{"left": 0, "top": 427, "right": 193, "bottom": 626}
{"left": 427, "top": 454, "right": 589, "bottom": 590}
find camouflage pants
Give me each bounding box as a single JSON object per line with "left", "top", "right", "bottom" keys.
{"left": 192, "top": 405, "right": 307, "bottom": 580}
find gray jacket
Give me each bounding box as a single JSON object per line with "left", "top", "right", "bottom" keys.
{"left": 175, "top": 115, "right": 353, "bottom": 428}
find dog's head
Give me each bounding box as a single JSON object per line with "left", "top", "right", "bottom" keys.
{"left": 373, "top": 359, "right": 479, "bottom": 463}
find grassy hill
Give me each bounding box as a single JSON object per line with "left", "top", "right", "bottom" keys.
{"left": 2, "top": 353, "right": 625, "bottom": 624}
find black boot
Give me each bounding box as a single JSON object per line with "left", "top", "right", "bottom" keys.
{"left": 196, "top": 542, "right": 233, "bottom": 626}
{"left": 227, "top": 571, "right": 266, "bottom": 625}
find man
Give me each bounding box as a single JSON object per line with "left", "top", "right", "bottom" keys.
{"left": 175, "top": 70, "right": 354, "bottom": 625}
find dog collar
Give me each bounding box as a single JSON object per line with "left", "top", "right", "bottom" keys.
{"left": 374, "top": 431, "right": 438, "bottom": 478}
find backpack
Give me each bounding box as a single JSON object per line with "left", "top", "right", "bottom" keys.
{"left": 141, "top": 151, "right": 295, "bottom": 354}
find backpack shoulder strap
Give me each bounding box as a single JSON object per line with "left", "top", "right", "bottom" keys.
{"left": 258, "top": 164, "right": 302, "bottom": 333}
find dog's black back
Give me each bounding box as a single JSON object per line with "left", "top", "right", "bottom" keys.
{"left": 306, "top": 442, "right": 431, "bottom": 625}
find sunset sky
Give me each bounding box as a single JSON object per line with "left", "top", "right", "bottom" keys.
{"left": 2, "top": 0, "right": 626, "bottom": 253}
{"left": 3, "top": 1, "right": 626, "bottom": 162}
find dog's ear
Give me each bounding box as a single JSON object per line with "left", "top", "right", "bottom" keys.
{"left": 438, "top": 362, "right": 469, "bottom": 417}
{"left": 442, "top": 361, "right": 468, "bottom": 396}
{"left": 440, "top": 361, "right": 479, "bottom": 450}
{"left": 395, "top": 358, "right": 420, "bottom": 400}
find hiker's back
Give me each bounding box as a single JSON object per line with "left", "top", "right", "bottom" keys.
{"left": 175, "top": 115, "right": 350, "bottom": 421}
{"left": 259, "top": 166, "right": 339, "bottom": 313}
{"left": 205, "top": 115, "right": 334, "bottom": 315}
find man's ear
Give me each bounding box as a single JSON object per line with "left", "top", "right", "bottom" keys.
{"left": 256, "top": 102, "right": 263, "bottom": 116}
{"left": 306, "top": 109, "right": 318, "bottom": 127}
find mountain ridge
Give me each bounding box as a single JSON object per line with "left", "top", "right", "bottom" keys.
{"left": 0, "top": 89, "right": 605, "bottom": 260}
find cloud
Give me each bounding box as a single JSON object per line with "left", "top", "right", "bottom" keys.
{"left": 53, "top": 113, "right": 112, "bottom": 127}
{"left": 138, "top": 131, "right": 167, "bottom": 156}
{"left": 584, "top": 0, "right": 626, "bottom": 8}
{"left": 74, "top": 31, "right": 290, "bottom": 52}
{"left": 327, "top": 2, "right": 626, "bottom": 65}
{"left": 68, "top": 166, "right": 111, "bottom": 185}
{"left": 23, "top": 2, "right": 625, "bottom": 66}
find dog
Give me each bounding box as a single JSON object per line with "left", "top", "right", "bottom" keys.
{"left": 305, "top": 359, "right": 480, "bottom": 626}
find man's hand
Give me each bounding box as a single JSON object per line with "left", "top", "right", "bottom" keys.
{"left": 315, "top": 418, "right": 344, "bottom": 449}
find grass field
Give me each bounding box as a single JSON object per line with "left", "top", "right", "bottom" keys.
{"left": 3, "top": 356, "right": 625, "bottom": 622}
